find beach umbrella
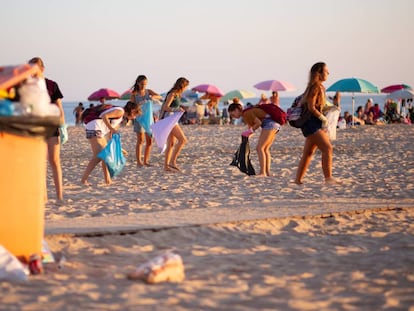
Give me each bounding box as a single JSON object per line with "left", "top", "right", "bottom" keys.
{"left": 386, "top": 89, "right": 414, "bottom": 100}
{"left": 253, "top": 79, "right": 295, "bottom": 92}
{"left": 120, "top": 89, "right": 132, "bottom": 100}
{"left": 326, "top": 77, "right": 379, "bottom": 126}
{"left": 220, "top": 89, "right": 256, "bottom": 102}
{"left": 381, "top": 84, "right": 412, "bottom": 93}
{"left": 192, "top": 84, "right": 224, "bottom": 97}
{"left": 87, "top": 88, "right": 120, "bottom": 101}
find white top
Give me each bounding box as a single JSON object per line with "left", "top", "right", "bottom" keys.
{"left": 85, "top": 107, "right": 124, "bottom": 136}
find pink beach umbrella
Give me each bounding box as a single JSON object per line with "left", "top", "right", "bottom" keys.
{"left": 192, "top": 84, "right": 224, "bottom": 97}
{"left": 87, "top": 88, "right": 120, "bottom": 101}
{"left": 254, "top": 80, "right": 295, "bottom": 92}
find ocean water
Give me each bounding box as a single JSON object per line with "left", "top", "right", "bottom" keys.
{"left": 62, "top": 94, "right": 387, "bottom": 126}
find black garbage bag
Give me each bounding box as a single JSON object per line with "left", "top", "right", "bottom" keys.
{"left": 0, "top": 116, "right": 60, "bottom": 138}
{"left": 230, "top": 136, "right": 256, "bottom": 175}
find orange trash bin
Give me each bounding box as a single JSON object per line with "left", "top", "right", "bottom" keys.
{"left": 0, "top": 116, "right": 58, "bottom": 261}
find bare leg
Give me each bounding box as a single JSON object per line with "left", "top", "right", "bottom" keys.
{"left": 136, "top": 132, "right": 144, "bottom": 166}
{"left": 169, "top": 125, "right": 188, "bottom": 169}
{"left": 164, "top": 135, "right": 175, "bottom": 171}
{"left": 47, "top": 136, "right": 63, "bottom": 200}
{"left": 295, "top": 138, "right": 318, "bottom": 184}
{"left": 295, "top": 129, "right": 334, "bottom": 184}
{"left": 256, "top": 129, "right": 276, "bottom": 176}
{"left": 264, "top": 131, "right": 277, "bottom": 176}
{"left": 81, "top": 136, "right": 111, "bottom": 185}
{"left": 143, "top": 133, "right": 153, "bottom": 166}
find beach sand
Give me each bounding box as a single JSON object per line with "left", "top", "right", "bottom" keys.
{"left": 2, "top": 123, "right": 414, "bottom": 310}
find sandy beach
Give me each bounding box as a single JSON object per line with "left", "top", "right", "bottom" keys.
{"left": 2, "top": 123, "right": 414, "bottom": 310}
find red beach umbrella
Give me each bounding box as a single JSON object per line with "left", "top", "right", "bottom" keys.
{"left": 87, "top": 88, "right": 120, "bottom": 101}
{"left": 380, "top": 84, "right": 412, "bottom": 93}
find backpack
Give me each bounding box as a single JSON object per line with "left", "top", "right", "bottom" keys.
{"left": 81, "top": 104, "right": 114, "bottom": 124}
{"left": 257, "top": 103, "right": 287, "bottom": 125}
{"left": 243, "top": 104, "right": 287, "bottom": 126}
{"left": 286, "top": 94, "right": 311, "bottom": 128}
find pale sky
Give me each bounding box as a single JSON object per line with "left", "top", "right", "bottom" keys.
{"left": 2, "top": 0, "right": 413, "bottom": 101}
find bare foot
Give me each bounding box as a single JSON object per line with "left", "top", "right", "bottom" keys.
{"left": 164, "top": 166, "right": 176, "bottom": 173}
{"left": 144, "top": 163, "right": 153, "bottom": 167}
{"left": 294, "top": 179, "right": 303, "bottom": 185}
{"left": 325, "top": 177, "right": 341, "bottom": 185}
{"left": 81, "top": 179, "right": 91, "bottom": 186}
{"left": 255, "top": 174, "right": 267, "bottom": 178}
{"left": 168, "top": 164, "right": 180, "bottom": 171}
{"left": 137, "top": 163, "right": 143, "bottom": 168}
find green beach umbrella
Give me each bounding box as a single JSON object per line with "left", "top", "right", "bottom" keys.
{"left": 220, "top": 89, "right": 256, "bottom": 102}
{"left": 326, "top": 77, "right": 379, "bottom": 126}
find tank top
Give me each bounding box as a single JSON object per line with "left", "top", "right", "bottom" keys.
{"left": 169, "top": 93, "right": 181, "bottom": 109}
{"left": 160, "top": 92, "right": 181, "bottom": 119}
{"left": 134, "top": 90, "right": 151, "bottom": 103}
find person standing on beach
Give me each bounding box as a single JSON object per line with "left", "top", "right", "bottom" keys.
{"left": 200, "top": 93, "right": 220, "bottom": 117}
{"left": 270, "top": 91, "right": 280, "bottom": 106}
{"left": 130, "top": 75, "right": 162, "bottom": 167}
{"left": 73, "top": 102, "right": 84, "bottom": 125}
{"left": 228, "top": 102, "right": 281, "bottom": 177}
{"left": 28, "top": 57, "right": 65, "bottom": 202}
{"left": 295, "top": 62, "right": 339, "bottom": 185}
{"left": 159, "top": 77, "right": 189, "bottom": 172}
{"left": 81, "top": 101, "right": 141, "bottom": 185}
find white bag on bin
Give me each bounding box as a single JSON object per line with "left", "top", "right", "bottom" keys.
{"left": 18, "top": 77, "right": 59, "bottom": 117}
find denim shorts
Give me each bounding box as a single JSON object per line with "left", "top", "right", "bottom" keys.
{"left": 133, "top": 120, "right": 144, "bottom": 133}
{"left": 86, "top": 129, "right": 103, "bottom": 139}
{"left": 261, "top": 117, "right": 281, "bottom": 131}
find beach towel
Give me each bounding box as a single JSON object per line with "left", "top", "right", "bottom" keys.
{"left": 230, "top": 136, "right": 256, "bottom": 175}
{"left": 150, "top": 111, "right": 184, "bottom": 153}
{"left": 134, "top": 100, "right": 154, "bottom": 136}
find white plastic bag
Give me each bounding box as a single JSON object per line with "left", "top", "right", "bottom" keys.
{"left": 326, "top": 107, "right": 341, "bottom": 141}
{"left": 0, "top": 245, "right": 29, "bottom": 282}
{"left": 127, "top": 251, "right": 185, "bottom": 283}
{"left": 18, "top": 77, "right": 59, "bottom": 117}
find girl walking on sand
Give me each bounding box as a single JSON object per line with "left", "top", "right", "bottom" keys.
{"left": 295, "top": 62, "right": 340, "bottom": 185}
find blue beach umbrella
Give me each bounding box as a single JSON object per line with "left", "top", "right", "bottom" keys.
{"left": 326, "top": 77, "right": 379, "bottom": 126}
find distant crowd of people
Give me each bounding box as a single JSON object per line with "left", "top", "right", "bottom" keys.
{"left": 338, "top": 97, "right": 413, "bottom": 127}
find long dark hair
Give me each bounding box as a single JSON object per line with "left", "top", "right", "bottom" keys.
{"left": 124, "top": 101, "right": 141, "bottom": 117}
{"left": 132, "top": 75, "right": 147, "bottom": 92}
{"left": 168, "top": 77, "right": 189, "bottom": 96}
